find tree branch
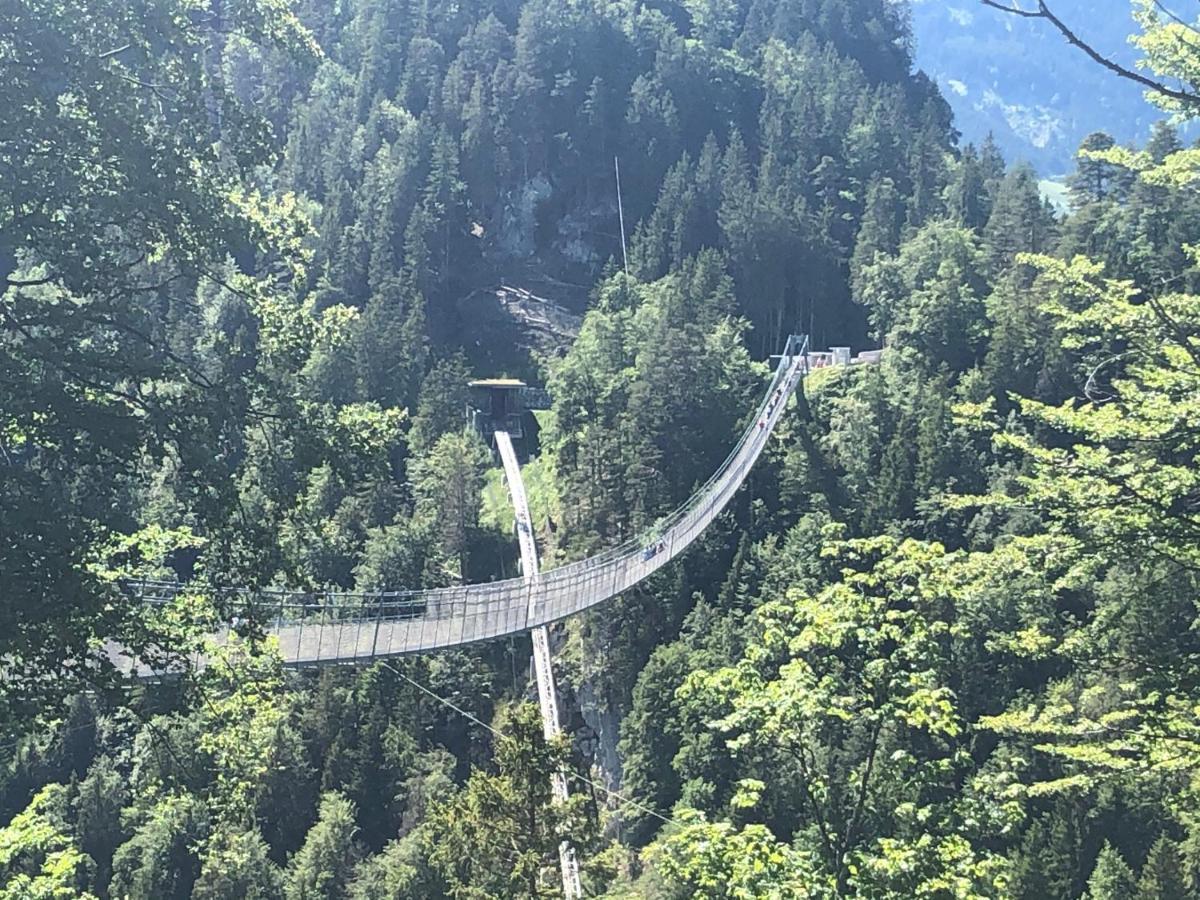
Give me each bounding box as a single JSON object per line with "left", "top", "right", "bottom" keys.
{"left": 1151, "top": 0, "right": 1200, "bottom": 39}
{"left": 4, "top": 275, "right": 54, "bottom": 289}
{"left": 97, "top": 43, "right": 132, "bottom": 60}
{"left": 981, "top": 0, "right": 1200, "bottom": 106}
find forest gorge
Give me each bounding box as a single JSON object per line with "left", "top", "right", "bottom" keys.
{"left": 5, "top": 0, "right": 1200, "bottom": 897}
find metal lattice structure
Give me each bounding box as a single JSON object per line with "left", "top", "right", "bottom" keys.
{"left": 117, "top": 335, "right": 810, "bottom": 672}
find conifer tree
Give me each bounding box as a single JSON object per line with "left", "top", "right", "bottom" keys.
{"left": 1145, "top": 121, "right": 1183, "bottom": 165}
{"left": 1087, "top": 843, "right": 1137, "bottom": 900}
{"left": 356, "top": 275, "right": 428, "bottom": 410}
{"left": 408, "top": 355, "right": 472, "bottom": 456}
{"left": 1139, "top": 835, "right": 1188, "bottom": 900}
{"left": 72, "top": 755, "right": 128, "bottom": 893}
{"left": 975, "top": 132, "right": 1007, "bottom": 219}
{"left": 983, "top": 164, "right": 1058, "bottom": 274}
{"left": 285, "top": 792, "right": 361, "bottom": 900}
{"left": 1067, "top": 132, "right": 1120, "bottom": 206}
{"left": 412, "top": 431, "right": 489, "bottom": 581}
{"left": 949, "top": 144, "right": 992, "bottom": 231}
{"left": 850, "top": 176, "right": 903, "bottom": 299}
{"left": 109, "top": 797, "right": 208, "bottom": 900}
{"left": 193, "top": 829, "right": 284, "bottom": 900}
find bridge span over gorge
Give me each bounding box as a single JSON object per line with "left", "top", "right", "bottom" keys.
{"left": 114, "top": 335, "right": 870, "bottom": 674}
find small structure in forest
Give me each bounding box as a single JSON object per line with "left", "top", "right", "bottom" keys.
{"left": 468, "top": 378, "right": 528, "bottom": 439}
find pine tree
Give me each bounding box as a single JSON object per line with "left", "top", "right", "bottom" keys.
{"left": 851, "top": 176, "right": 903, "bottom": 300}
{"left": 1146, "top": 121, "right": 1183, "bottom": 165}
{"left": 979, "top": 133, "right": 1007, "bottom": 188}
{"left": 1009, "top": 803, "right": 1087, "bottom": 900}
{"left": 412, "top": 431, "right": 489, "bottom": 581}
{"left": 313, "top": 667, "right": 421, "bottom": 853}
{"left": 73, "top": 756, "right": 128, "bottom": 893}
{"left": 408, "top": 354, "right": 472, "bottom": 455}
{"left": 1008, "top": 819, "right": 1057, "bottom": 900}
{"left": 1067, "top": 131, "right": 1120, "bottom": 206}
{"left": 421, "top": 126, "right": 467, "bottom": 296}
{"left": 914, "top": 382, "right": 952, "bottom": 504}
{"left": 1086, "top": 842, "right": 1137, "bottom": 900}
{"left": 399, "top": 34, "right": 446, "bottom": 116}
{"left": 863, "top": 412, "right": 916, "bottom": 530}
{"left": 425, "top": 703, "right": 594, "bottom": 898}
{"left": 356, "top": 274, "right": 428, "bottom": 410}
{"left": 905, "top": 118, "right": 950, "bottom": 227}
{"left": 193, "top": 829, "right": 284, "bottom": 900}
{"left": 348, "top": 831, "right": 440, "bottom": 899}
{"left": 109, "top": 797, "right": 208, "bottom": 900}
{"left": 949, "top": 144, "right": 991, "bottom": 231}
{"left": 983, "top": 164, "right": 1058, "bottom": 275}
{"left": 1138, "top": 835, "right": 1188, "bottom": 900}
{"left": 285, "top": 792, "right": 361, "bottom": 900}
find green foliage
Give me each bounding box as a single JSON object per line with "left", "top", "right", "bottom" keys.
{"left": 72, "top": 755, "right": 127, "bottom": 891}
{"left": 193, "top": 828, "right": 285, "bottom": 900}
{"left": 0, "top": 0, "right": 320, "bottom": 720}
{"left": 0, "top": 785, "right": 96, "bottom": 900}
{"left": 193, "top": 642, "right": 293, "bottom": 825}
{"left": 855, "top": 220, "right": 989, "bottom": 371}
{"left": 285, "top": 792, "right": 361, "bottom": 900}
{"left": 650, "top": 812, "right": 820, "bottom": 899}
{"left": 1131, "top": 0, "right": 1200, "bottom": 120}
{"left": 14, "top": 0, "right": 1200, "bottom": 898}
{"left": 1086, "top": 842, "right": 1137, "bottom": 900}
{"left": 109, "top": 795, "right": 208, "bottom": 900}
{"left": 409, "top": 355, "right": 472, "bottom": 456}
{"left": 1138, "top": 835, "right": 1188, "bottom": 900}
{"left": 424, "top": 702, "right": 596, "bottom": 899}
{"left": 671, "top": 538, "right": 1008, "bottom": 897}
{"left": 965, "top": 256, "right": 1200, "bottom": 797}
{"left": 411, "top": 430, "right": 490, "bottom": 581}
{"left": 346, "top": 832, "right": 437, "bottom": 899}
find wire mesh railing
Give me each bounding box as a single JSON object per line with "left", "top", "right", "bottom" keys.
{"left": 119, "top": 335, "right": 810, "bottom": 668}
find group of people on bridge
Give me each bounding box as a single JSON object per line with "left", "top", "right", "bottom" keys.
{"left": 758, "top": 386, "right": 786, "bottom": 431}
{"left": 641, "top": 538, "right": 667, "bottom": 561}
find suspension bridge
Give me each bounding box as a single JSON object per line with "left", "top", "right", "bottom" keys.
{"left": 111, "top": 335, "right": 821, "bottom": 674}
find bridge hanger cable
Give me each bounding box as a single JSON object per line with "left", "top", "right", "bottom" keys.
{"left": 376, "top": 659, "right": 685, "bottom": 830}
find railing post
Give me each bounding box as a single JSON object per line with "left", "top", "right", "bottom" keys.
{"left": 313, "top": 592, "right": 325, "bottom": 663}
{"left": 331, "top": 589, "right": 343, "bottom": 662}
{"left": 296, "top": 599, "right": 305, "bottom": 664}
{"left": 369, "top": 595, "right": 379, "bottom": 657}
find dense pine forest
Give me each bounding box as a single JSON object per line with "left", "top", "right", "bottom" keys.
{"left": 5, "top": 0, "right": 1200, "bottom": 896}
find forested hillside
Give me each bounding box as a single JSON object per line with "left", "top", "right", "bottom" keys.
{"left": 6, "top": 0, "right": 1200, "bottom": 897}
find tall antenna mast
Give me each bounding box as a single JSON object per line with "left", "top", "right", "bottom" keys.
{"left": 614, "top": 156, "right": 629, "bottom": 278}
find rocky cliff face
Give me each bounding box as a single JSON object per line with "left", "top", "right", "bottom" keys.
{"left": 454, "top": 280, "right": 585, "bottom": 379}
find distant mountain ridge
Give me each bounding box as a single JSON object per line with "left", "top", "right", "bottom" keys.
{"left": 909, "top": 0, "right": 1174, "bottom": 175}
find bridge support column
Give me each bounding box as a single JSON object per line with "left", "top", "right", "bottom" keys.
{"left": 494, "top": 431, "right": 583, "bottom": 900}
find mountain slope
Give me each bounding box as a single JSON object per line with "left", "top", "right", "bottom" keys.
{"left": 910, "top": 0, "right": 1170, "bottom": 175}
